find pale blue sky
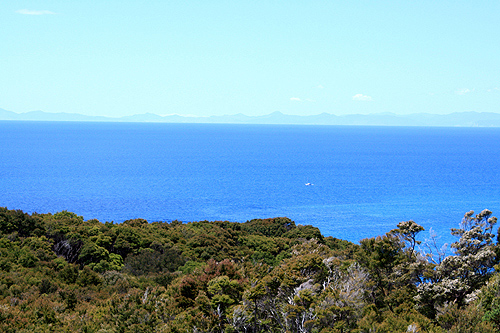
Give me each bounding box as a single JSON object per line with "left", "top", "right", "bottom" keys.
{"left": 2, "top": 1, "right": 499, "bottom": 117}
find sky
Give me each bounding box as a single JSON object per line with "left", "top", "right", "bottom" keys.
{"left": 1, "top": 1, "right": 499, "bottom": 118}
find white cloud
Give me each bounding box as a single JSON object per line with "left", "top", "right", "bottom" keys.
{"left": 456, "top": 88, "right": 473, "bottom": 95}
{"left": 290, "top": 97, "right": 302, "bottom": 102}
{"left": 16, "top": 9, "right": 56, "bottom": 15}
{"left": 352, "top": 94, "right": 372, "bottom": 101}
{"left": 487, "top": 87, "right": 500, "bottom": 92}
{"left": 317, "top": 84, "right": 324, "bottom": 89}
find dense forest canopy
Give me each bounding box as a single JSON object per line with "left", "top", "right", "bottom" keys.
{"left": 0, "top": 207, "right": 499, "bottom": 332}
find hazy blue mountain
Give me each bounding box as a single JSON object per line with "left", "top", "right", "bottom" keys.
{"left": 120, "top": 112, "right": 169, "bottom": 122}
{"left": 0, "top": 108, "right": 20, "bottom": 120}
{"left": 0, "top": 109, "right": 109, "bottom": 122}
{"left": 1, "top": 107, "right": 500, "bottom": 126}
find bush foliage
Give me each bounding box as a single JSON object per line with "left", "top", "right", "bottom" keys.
{"left": 0, "top": 207, "right": 499, "bottom": 332}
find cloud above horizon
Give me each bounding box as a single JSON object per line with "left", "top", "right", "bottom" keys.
{"left": 456, "top": 88, "right": 473, "bottom": 95}
{"left": 352, "top": 94, "right": 372, "bottom": 101}
{"left": 290, "top": 97, "right": 302, "bottom": 102}
{"left": 16, "top": 9, "right": 56, "bottom": 15}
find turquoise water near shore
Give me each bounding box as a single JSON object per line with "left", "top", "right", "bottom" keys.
{"left": 1, "top": 121, "right": 499, "bottom": 244}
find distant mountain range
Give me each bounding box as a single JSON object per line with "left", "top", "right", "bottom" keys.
{"left": 2, "top": 108, "right": 500, "bottom": 127}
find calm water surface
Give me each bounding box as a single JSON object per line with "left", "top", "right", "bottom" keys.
{"left": 1, "top": 121, "right": 499, "bottom": 244}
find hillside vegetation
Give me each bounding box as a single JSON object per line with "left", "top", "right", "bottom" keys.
{"left": 0, "top": 207, "right": 499, "bottom": 332}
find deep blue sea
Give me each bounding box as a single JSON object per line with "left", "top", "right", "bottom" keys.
{"left": 1, "top": 121, "right": 499, "bottom": 245}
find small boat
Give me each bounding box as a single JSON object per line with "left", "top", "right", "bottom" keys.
{"left": 305, "top": 183, "right": 313, "bottom": 186}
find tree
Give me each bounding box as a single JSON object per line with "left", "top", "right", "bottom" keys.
{"left": 356, "top": 234, "right": 405, "bottom": 310}
{"left": 390, "top": 220, "right": 424, "bottom": 259}
{"left": 416, "top": 210, "right": 498, "bottom": 317}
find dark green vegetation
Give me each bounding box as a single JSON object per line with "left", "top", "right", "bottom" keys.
{"left": 1, "top": 207, "right": 499, "bottom": 332}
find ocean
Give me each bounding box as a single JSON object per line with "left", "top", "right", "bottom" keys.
{"left": 1, "top": 121, "right": 499, "bottom": 245}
